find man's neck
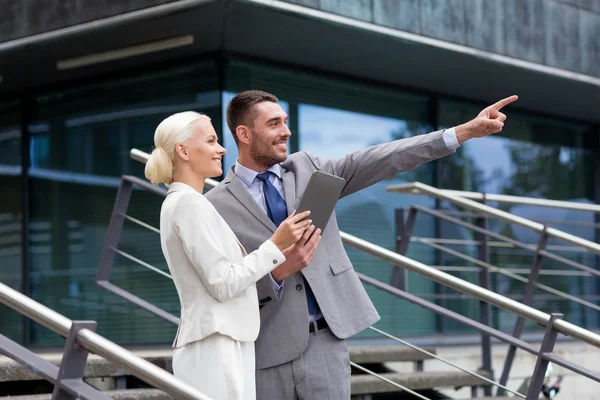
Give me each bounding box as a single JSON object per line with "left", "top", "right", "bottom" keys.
{"left": 237, "top": 155, "right": 271, "bottom": 173}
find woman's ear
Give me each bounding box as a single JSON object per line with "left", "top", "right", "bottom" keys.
{"left": 236, "top": 126, "right": 251, "bottom": 145}
{"left": 174, "top": 143, "right": 189, "bottom": 160}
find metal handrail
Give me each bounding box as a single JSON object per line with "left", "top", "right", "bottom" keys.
{"left": 387, "top": 182, "right": 600, "bottom": 256}
{"left": 409, "top": 236, "right": 586, "bottom": 253}
{"left": 417, "top": 238, "right": 600, "bottom": 312}
{"left": 350, "top": 362, "right": 432, "bottom": 400}
{"left": 129, "top": 148, "right": 600, "bottom": 348}
{"left": 342, "top": 231, "right": 600, "bottom": 348}
{"left": 404, "top": 187, "right": 600, "bottom": 214}
{"left": 367, "top": 326, "right": 524, "bottom": 398}
{"left": 0, "top": 281, "right": 213, "bottom": 400}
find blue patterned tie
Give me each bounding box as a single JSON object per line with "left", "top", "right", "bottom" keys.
{"left": 256, "top": 172, "right": 321, "bottom": 315}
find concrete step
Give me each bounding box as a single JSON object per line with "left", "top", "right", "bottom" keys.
{"left": 349, "top": 345, "right": 436, "bottom": 364}
{"left": 0, "top": 388, "right": 172, "bottom": 400}
{"left": 0, "top": 345, "right": 432, "bottom": 382}
{"left": 351, "top": 370, "right": 491, "bottom": 395}
{"left": 0, "top": 350, "right": 173, "bottom": 382}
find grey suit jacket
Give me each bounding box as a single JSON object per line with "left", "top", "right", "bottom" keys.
{"left": 205, "top": 130, "right": 452, "bottom": 369}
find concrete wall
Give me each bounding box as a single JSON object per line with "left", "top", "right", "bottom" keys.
{"left": 1, "top": 0, "right": 599, "bottom": 78}
{"left": 284, "top": 0, "right": 600, "bottom": 78}
{"left": 0, "top": 0, "right": 178, "bottom": 42}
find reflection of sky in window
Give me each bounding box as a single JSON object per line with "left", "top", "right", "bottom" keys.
{"left": 460, "top": 136, "right": 513, "bottom": 194}
{"left": 298, "top": 104, "right": 433, "bottom": 228}
{"left": 298, "top": 105, "right": 406, "bottom": 158}
{"left": 221, "top": 91, "right": 289, "bottom": 172}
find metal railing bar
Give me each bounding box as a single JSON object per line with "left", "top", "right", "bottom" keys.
{"left": 130, "top": 149, "right": 600, "bottom": 348}
{"left": 0, "top": 282, "right": 212, "bottom": 400}
{"left": 542, "top": 353, "right": 600, "bottom": 383}
{"left": 356, "top": 272, "right": 539, "bottom": 355}
{"left": 531, "top": 219, "right": 600, "bottom": 229}
{"left": 122, "top": 174, "right": 175, "bottom": 197}
{"left": 111, "top": 247, "right": 173, "bottom": 280}
{"left": 389, "top": 185, "right": 600, "bottom": 214}
{"left": 367, "top": 326, "right": 525, "bottom": 398}
{"left": 419, "top": 239, "right": 600, "bottom": 312}
{"left": 388, "top": 183, "right": 600, "bottom": 256}
{"left": 433, "top": 211, "right": 600, "bottom": 229}
{"left": 0, "top": 334, "right": 111, "bottom": 400}
{"left": 411, "top": 293, "right": 600, "bottom": 301}
{"left": 350, "top": 362, "right": 432, "bottom": 400}
{"left": 0, "top": 335, "right": 60, "bottom": 381}
{"left": 122, "top": 213, "right": 160, "bottom": 234}
{"left": 409, "top": 237, "right": 585, "bottom": 253}
{"left": 431, "top": 265, "right": 590, "bottom": 277}
{"left": 345, "top": 235, "right": 600, "bottom": 348}
{"left": 97, "top": 281, "right": 179, "bottom": 325}
{"left": 412, "top": 205, "right": 600, "bottom": 279}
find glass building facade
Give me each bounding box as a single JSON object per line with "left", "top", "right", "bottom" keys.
{"left": 1, "top": 56, "right": 598, "bottom": 347}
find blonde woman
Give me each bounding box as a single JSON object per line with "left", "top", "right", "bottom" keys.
{"left": 145, "top": 111, "right": 316, "bottom": 400}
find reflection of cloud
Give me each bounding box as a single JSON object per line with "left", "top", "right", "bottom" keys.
{"left": 300, "top": 130, "right": 323, "bottom": 143}
{"left": 463, "top": 136, "right": 513, "bottom": 193}
{"left": 509, "top": 203, "right": 596, "bottom": 243}
{"left": 299, "top": 104, "right": 406, "bottom": 159}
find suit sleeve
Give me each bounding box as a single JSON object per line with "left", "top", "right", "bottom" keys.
{"left": 173, "top": 194, "right": 286, "bottom": 302}
{"left": 306, "top": 130, "right": 452, "bottom": 198}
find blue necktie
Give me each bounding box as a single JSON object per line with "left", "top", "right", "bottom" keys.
{"left": 256, "top": 172, "right": 321, "bottom": 315}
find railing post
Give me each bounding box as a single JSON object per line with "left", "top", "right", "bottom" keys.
{"left": 96, "top": 177, "right": 134, "bottom": 282}
{"left": 497, "top": 226, "right": 549, "bottom": 396}
{"left": 475, "top": 206, "right": 493, "bottom": 396}
{"left": 52, "top": 321, "right": 102, "bottom": 400}
{"left": 525, "top": 313, "right": 563, "bottom": 400}
{"left": 391, "top": 207, "right": 417, "bottom": 290}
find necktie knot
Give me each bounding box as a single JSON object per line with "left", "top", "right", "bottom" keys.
{"left": 256, "top": 171, "right": 273, "bottom": 183}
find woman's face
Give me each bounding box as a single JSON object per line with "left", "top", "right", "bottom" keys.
{"left": 180, "top": 117, "right": 226, "bottom": 179}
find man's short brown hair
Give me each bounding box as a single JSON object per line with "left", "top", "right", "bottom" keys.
{"left": 226, "top": 90, "right": 279, "bottom": 145}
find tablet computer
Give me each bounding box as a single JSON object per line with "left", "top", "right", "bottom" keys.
{"left": 295, "top": 171, "right": 346, "bottom": 234}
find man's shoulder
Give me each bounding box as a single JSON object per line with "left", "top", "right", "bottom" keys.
{"left": 281, "top": 151, "right": 316, "bottom": 171}
{"left": 205, "top": 180, "right": 228, "bottom": 200}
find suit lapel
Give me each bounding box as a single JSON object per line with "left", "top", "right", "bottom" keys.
{"left": 224, "top": 169, "right": 278, "bottom": 233}
{"left": 281, "top": 166, "right": 297, "bottom": 216}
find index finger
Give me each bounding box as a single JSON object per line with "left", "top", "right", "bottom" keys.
{"left": 491, "top": 95, "right": 518, "bottom": 111}
{"left": 289, "top": 210, "right": 311, "bottom": 223}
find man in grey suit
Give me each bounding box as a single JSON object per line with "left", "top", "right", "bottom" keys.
{"left": 206, "top": 90, "right": 518, "bottom": 399}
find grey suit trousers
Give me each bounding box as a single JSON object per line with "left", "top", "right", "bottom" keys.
{"left": 256, "top": 326, "right": 350, "bottom": 400}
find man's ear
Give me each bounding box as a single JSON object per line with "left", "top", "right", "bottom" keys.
{"left": 174, "top": 143, "right": 189, "bottom": 160}
{"left": 236, "top": 126, "right": 251, "bottom": 145}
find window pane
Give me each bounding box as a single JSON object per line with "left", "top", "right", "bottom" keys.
{"left": 27, "top": 61, "right": 220, "bottom": 345}
{"left": 437, "top": 99, "right": 598, "bottom": 333}
{"left": 0, "top": 100, "right": 22, "bottom": 343}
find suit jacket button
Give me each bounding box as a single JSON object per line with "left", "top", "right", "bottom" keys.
{"left": 273, "top": 260, "right": 278, "bottom": 264}
{"left": 296, "top": 284, "right": 303, "bottom": 291}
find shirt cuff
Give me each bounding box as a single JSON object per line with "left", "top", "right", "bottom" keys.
{"left": 269, "top": 272, "right": 284, "bottom": 298}
{"left": 442, "top": 127, "right": 460, "bottom": 152}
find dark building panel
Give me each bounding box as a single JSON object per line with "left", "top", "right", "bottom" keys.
{"left": 0, "top": 0, "right": 179, "bottom": 42}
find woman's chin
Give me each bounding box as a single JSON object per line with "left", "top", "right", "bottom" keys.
{"left": 209, "top": 168, "right": 223, "bottom": 178}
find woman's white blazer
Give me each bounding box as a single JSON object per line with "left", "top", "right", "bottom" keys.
{"left": 159, "top": 182, "right": 285, "bottom": 348}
